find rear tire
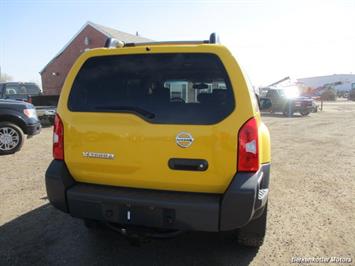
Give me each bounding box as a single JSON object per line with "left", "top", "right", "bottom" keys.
{"left": 236, "top": 204, "right": 267, "bottom": 247}
{"left": 0, "top": 122, "right": 25, "bottom": 155}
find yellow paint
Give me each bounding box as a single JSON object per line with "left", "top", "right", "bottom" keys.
{"left": 57, "top": 44, "right": 271, "bottom": 193}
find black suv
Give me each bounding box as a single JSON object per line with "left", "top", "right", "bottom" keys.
{"left": 0, "top": 99, "right": 41, "bottom": 154}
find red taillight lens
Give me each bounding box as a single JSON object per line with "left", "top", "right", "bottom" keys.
{"left": 237, "top": 117, "right": 259, "bottom": 172}
{"left": 53, "top": 114, "right": 64, "bottom": 160}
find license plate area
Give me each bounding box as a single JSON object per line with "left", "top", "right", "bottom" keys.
{"left": 102, "top": 203, "right": 176, "bottom": 228}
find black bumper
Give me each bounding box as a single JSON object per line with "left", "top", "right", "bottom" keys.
{"left": 45, "top": 160, "right": 270, "bottom": 232}
{"left": 294, "top": 105, "right": 313, "bottom": 113}
{"left": 26, "top": 122, "right": 41, "bottom": 136}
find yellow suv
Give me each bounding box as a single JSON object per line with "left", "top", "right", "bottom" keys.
{"left": 45, "top": 34, "right": 271, "bottom": 247}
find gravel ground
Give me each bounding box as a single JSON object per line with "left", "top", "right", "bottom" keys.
{"left": 0, "top": 100, "right": 354, "bottom": 266}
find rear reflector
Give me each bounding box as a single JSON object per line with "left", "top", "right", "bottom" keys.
{"left": 237, "top": 117, "right": 259, "bottom": 172}
{"left": 53, "top": 114, "right": 64, "bottom": 160}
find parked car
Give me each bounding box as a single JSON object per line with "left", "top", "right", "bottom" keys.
{"left": 45, "top": 33, "right": 271, "bottom": 247}
{"left": 312, "top": 101, "right": 318, "bottom": 113}
{"left": 337, "top": 90, "right": 349, "bottom": 98}
{"left": 260, "top": 87, "right": 314, "bottom": 116}
{"left": 348, "top": 88, "right": 355, "bottom": 101}
{"left": 0, "top": 99, "right": 41, "bottom": 154}
{"left": 29, "top": 95, "right": 59, "bottom": 125}
{"left": 0, "top": 82, "right": 58, "bottom": 125}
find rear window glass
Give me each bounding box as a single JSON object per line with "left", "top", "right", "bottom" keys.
{"left": 4, "top": 84, "right": 41, "bottom": 96}
{"left": 68, "top": 53, "right": 235, "bottom": 124}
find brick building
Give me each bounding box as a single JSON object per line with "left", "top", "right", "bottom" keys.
{"left": 40, "top": 21, "right": 151, "bottom": 95}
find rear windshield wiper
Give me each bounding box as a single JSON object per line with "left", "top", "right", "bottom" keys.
{"left": 94, "top": 105, "right": 156, "bottom": 119}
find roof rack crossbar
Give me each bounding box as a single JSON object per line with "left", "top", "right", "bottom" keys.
{"left": 124, "top": 40, "right": 209, "bottom": 47}
{"left": 105, "top": 32, "right": 220, "bottom": 48}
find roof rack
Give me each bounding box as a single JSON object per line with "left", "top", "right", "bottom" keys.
{"left": 104, "top": 32, "right": 220, "bottom": 48}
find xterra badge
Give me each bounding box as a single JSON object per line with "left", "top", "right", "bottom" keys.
{"left": 82, "top": 152, "right": 115, "bottom": 159}
{"left": 176, "top": 132, "right": 194, "bottom": 148}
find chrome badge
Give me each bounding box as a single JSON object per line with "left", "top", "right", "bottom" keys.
{"left": 176, "top": 132, "right": 194, "bottom": 148}
{"left": 82, "top": 151, "right": 115, "bottom": 160}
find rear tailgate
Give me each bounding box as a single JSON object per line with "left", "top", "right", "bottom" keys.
{"left": 64, "top": 113, "right": 237, "bottom": 193}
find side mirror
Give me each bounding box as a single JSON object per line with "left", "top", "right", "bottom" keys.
{"left": 259, "top": 97, "right": 272, "bottom": 111}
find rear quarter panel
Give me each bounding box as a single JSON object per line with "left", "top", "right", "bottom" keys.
{"left": 259, "top": 121, "right": 271, "bottom": 163}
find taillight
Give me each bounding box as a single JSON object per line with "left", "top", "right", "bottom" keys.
{"left": 53, "top": 114, "right": 64, "bottom": 160}
{"left": 237, "top": 117, "right": 259, "bottom": 172}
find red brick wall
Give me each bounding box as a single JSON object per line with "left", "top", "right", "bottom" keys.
{"left": 41, "top": 25, "right": 107, "bottom": 95}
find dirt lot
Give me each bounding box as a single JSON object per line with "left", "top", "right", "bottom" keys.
{"left": 0, "top": 101, "right": 354, "bottom": 266}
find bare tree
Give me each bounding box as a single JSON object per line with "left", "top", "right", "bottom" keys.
{"left": 0, "top": 73, "right": 13, "bottom": 82}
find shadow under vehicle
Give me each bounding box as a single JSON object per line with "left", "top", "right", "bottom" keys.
{"left": 0, "top": 204, "right": 259, "bottom": 266}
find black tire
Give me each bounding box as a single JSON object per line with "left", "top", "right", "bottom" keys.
{"left": 83, "top": 218, "right": 101, "bottom": 229}
{"left": 0, "top": 122, "right": 25, "bottom": 155}
{"left": 300, "top": 110, "right": 310, "bottom": 116}
{"left": 39, "top": 117, "right": 53, "bottom": 127}
{"left": 237, "top": 204, "right": 267, "bottom": 247}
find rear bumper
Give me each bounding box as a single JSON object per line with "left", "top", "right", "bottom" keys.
{"left": 45, "top": 160, "right": 270, "bottom": 232}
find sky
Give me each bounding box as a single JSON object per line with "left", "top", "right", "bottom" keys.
{"left": 0, "top": 0, "right": 354, "bottom": 87}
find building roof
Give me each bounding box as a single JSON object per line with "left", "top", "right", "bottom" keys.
{"left": 297, "top": 74, "right": 355, "bottom": 91}
{"left": 297, "top": 74, "right": 355, "bottom": 83}
{"left": 40, "top": 21, "right": 152, "bottom": 73}
{"left": 90, "top": 22, "right": 152, "bottom": 43}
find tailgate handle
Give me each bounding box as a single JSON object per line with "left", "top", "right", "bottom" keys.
{"left": 168, "top": 158, "right": 208, "bottom": 171}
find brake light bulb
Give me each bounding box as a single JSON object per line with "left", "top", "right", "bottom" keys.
{"left": 245, "top": 139, "right": 257, "bottom": 154}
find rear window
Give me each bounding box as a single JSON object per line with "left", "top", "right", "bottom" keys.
{"left": 4, "top": 84, "right": 41, "bottom": 96}
{"left": 68, "top": 53, "right": 235, "bottom": 124}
